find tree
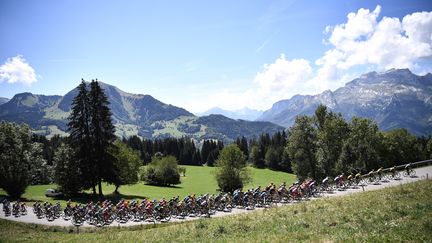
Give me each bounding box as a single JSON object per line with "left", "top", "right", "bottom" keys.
{"left": 265, "top": 146, "right": 280, "bottom": 170}
{"left": 279, "top": 148, "right": 292, "bottom": 172}
{"left": 286, "top": 116, "right": 317, "bottom": 180}
{"left": 88, "top": 80, "right": 117, "bottom": 196}
{"left": 29, "top": 142, "right": 52, "bottom": 185}
{"left": 143, "top": 155, "right": 180, "bottom": 186}
{"left": 236, "top": 136, "right": 249, "bottom": 159}
{"left": 110, "top": 141, "right": 141, "bottom": 193}
{"left": 67, "top": 80, "right": 94, "bottom": 193}
{"left": 215, "top": 144, "right": 250, "bottom": 192}
{"left": 53, "top": 143, "right": 83, "bottom": 196}
{"left": 344, "top": 117, "right": 382, "bottom": 171}
{"left": 381, "top": 129, "right": 422, "bottom": 167}
{"left": 427, "top": 138, "right": 432, "bottom": 159}
{"left": 336, "top": 141, "right": 357, "bottom": 174}
{"left": 315, "top": 110, "right": 349, "bottom": 178}
{"left": 0, "top": 123, "right": 35, "bottom": 198}
{"left": 249, "top": 145, "right": 265, "bottom": 168}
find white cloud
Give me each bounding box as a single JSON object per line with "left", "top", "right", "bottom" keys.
{"left": 307, "top": 6, "right": 432, "bottom": 98}
{"left": 0, "top": 55, "right": 38, "bottom": 85}
{"left": 318, "top": 6, "right": 432, "bottom": 71}
{"left": 186, "top": 6, "right": 432, "bottom": 112}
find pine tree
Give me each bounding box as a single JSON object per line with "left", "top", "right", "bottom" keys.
{"left": 67, "top": 80, "right": 95, "bottom": 193}
{"left": 88, "top": 80, "right": 116, "bottom": 197}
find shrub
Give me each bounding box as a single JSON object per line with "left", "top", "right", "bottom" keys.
{"left": 142, "top": 155, "right": 180, "bottom": 186}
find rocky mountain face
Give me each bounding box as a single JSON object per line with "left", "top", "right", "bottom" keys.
{"left": 0, "top": 82, "right": 283, "bottom": 142}
{"left": 197, "top": 107, "right": 263, "bottom": 121}
{"left": 257, "top": 69, "right": 432, "bottom": 136}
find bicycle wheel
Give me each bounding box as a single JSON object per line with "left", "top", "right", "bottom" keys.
{"left": 409, "top": 169, "right": 416, "bottom": 177}
{"left": 392, "top": 172, "right": 401, "bottom": 180}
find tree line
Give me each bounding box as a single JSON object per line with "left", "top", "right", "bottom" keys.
{"left": 123, "top": 135, "right": 224, "bottom": 166}
{"left": 286, "top": 105, "right": 432, "bottom": 180}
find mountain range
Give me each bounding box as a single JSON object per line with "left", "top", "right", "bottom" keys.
{"left": 257, "top": 69, "right": 432, "bottom": 136}
{"left": 0, "top": 83, "right": 282, "bottom": 142}
{"left": 1, "top": 68, "right": 430, "bottom": 139}
{"left": 197, "top": 107, "right": 263, "bottom": 121}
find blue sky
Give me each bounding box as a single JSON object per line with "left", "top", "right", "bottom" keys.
{"left": 0, "top": 0, "right": 431, "bottom": 112}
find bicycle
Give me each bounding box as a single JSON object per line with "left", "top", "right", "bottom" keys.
{"left": 403, "top": 168, "right": 416, "bottom": 177}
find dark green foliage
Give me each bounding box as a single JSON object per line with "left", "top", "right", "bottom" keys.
{"left": 0, "top": 122, "right": 43, "bottom": 198}
{"left": 286, "top": 116, "right": 317, "bottom": 180}
{"left": 264, "top": 146, "right": 280, "bottom": 169}
{"left": 31, "top": 134, "right": 65, "bottom": 165}
{"left": 67, "top": 80, "right": 117, "bottom": 196}
{"left": 67, "top": 80, "right": 94, "bottom": 192}
{"left": 236, "top": 136, "right": 249, "bottom": 159}
{"left": 215, "top": 145, "right": 250, "bottom": 192}
{"left": 110, "top": 140, "right": 141, "bottom": 193}
{"left": 53, "top": 143, "right": 82, "bottom": 196}
{"left": 284, "top": 105, "right": 430, "bottom": 180}
{"left": 142, "top": 155, "right": 180, "bottom": 186}
{"left": 346, "top": 117, "right": 382, "bottom": 171}
{"left": 427, "top": 138, "right": 432, "bottom": 159}
{"left": 380, "top": 128, "right": 424, "bottom": 167}
{"left": 88, "top": 80, "right": 117, "bottom": 196}
{"left": 245, "top": 131, "right": 287, "bottom": 170}
{"left": 124, "top": 136, "right": 203, "bottom": 166}
{"left": 89, "top": 80, "right": 116, "bottom": 196}
{"left": 315, "top": 107, "right": 349, "bottom": 178}
{"left": 29, "top": 142, "right": 53, "bottom": 185}
{"left": 249, "top": 145, "right": 265, "bottom": 168}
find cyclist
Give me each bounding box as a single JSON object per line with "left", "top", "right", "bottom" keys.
{"left": 376, "top": 167, "right": 383, "bottom": 180}
{"left": 355, "top": 172, "right": 362, "bottom": 184}
{"left": 405, "top": 163, "right": 412, "bottom": 175}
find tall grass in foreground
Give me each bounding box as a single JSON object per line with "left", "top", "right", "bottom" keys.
{"left": 1, "top": 180, "right": 431, "bottom": 242}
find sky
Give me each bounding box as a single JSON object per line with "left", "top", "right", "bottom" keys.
{"left": 1, "top": 0, "right": 431, "bottom": 113}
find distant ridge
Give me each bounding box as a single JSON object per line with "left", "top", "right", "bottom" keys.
{"left": 0, "top": 82, "right": 283, "bottom": 142}
{"left": 257, "top": 69, "right": 432, "bottom": 136}
{"left": 0, "top": 97, "right": 9, "bottom": 105}
{"left": 197, "top": 107, "right": 263, "bottom": 121}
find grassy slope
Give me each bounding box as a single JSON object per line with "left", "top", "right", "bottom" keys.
{"left": 0, "top": 166, "right": 295, "bottom": 206}
{"left": 0, "top": 180, "right": 431, "bottom": 242}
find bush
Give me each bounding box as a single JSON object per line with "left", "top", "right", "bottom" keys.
{"left": 142, "top": 155, "right": 180, "bottom": 186}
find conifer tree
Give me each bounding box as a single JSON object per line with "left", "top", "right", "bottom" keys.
{"left": 88, "top": 80, "right": 116, "bottom": 197}
{"left": 67, "top": 80, "right": 95, "bottom": 193}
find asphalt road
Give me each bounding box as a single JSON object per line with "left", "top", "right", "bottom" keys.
{"left": 1, "top": 165, "right": 431, "bottom": 228}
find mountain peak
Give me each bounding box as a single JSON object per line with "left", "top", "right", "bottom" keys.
{"left": 258, "top": 68, "right": 432, "bottom": 136}
{"left": 383, "top": 68, "right": 412, "bottom": 75}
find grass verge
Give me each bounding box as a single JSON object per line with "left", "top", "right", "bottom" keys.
{"left": 1, "top": 180, "right": 431, "bottom": 242}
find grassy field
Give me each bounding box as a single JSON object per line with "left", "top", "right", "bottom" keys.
{"left": 0, "top": 179, "right": 431, "bottom": 242}
{"left": 0, "top": 165, "right": 296, "bottom": 206}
